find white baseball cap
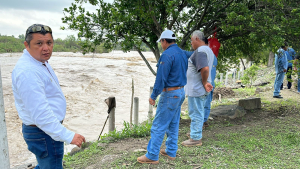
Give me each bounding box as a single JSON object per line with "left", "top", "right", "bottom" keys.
{"left": 156, "top": 30, "right": 177, "bottom": 43}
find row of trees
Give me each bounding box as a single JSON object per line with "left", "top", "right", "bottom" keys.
{"left": 62, "top": 0, "right": 300, "bottom": 75}
{"left": 0, "top": 34, "right": 111, "bottom": 53}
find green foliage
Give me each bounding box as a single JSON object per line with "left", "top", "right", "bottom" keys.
{"left": 99, "top": 121, "right": 152, "bottom": 142}
{"left": 0, "top": 34, "right": 110, "bottom": 53}
{"left": 62, "top": 0, "right": 300, "bottom": 75}
{"left": 0, "top": 35, "right": 24, "bottom": 53}
{"left": 215, "top": 81, "right": 224, "bottom": 88}
{"left": 241, "top": 64, "right": 260, "bottom": 86}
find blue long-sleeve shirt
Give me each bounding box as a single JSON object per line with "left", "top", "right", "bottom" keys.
{"left": 286, "top": 47, "right": 296, "bottom": 67}
{"left": 151, "top": 44, "right": 188, "bottom": 100}
{"left": 275, "top": 48, "right": 288, "bottom": 73}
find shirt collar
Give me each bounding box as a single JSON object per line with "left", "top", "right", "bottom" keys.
{"left": 23, "top": 49, "right": 45, "bottom": 66}
{"left": 166, "top": 43, "right": 178, "bottom": 50}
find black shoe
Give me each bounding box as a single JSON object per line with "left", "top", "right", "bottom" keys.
{"left": 273, "top": 95, "right": 283, "bottom": 99}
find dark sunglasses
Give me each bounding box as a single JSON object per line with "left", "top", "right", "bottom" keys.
{"left": 25, "top": 25, "right": 52, "bottom": 39}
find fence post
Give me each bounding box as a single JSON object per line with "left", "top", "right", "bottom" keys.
{"left": 148, "top": 87, "right": 153, "bottom": 122}
{"left": 233, "top": 71, "right": 236, "bottom": 84}
{"left": 108, "top": 107, "right": 115, "bottom": 132}
{"left": 225, "top": 71, "right": 228, "bottom": 87}
{"left": 0, "top": 66, "right": 10, "bottom": 169}
{"left": 134, "top": 97, "right": 139, "bottom": 125}
{"left": 106, "top": 97, "right": 116, "bottom": 132}
{"left": 220, "top": 73, "right": 223, "bottom": 84}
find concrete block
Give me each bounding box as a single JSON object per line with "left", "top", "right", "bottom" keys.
{"left": 210, "top": 105, "right": 246, "bottom": 119}
{"left": 238, "top": 97, "right": 261, "bottom": 110}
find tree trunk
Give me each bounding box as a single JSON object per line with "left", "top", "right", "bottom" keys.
{"left": 267, "top": 51, "right": 274, "bottom": 67}
{"left": 240, "top": 58, "right": 246, "bottom": 70}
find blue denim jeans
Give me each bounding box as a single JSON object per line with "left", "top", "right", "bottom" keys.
{"left": 204, "top": 90, "right": 213, "bottom": 122}
{"left": 22, "top": 124, "right": 64, "bottom": 169}
{"left": 274, "top": 72, "right": 285, "bottom": 96}
{"left": 188, "top": 95, "right": 207, "bottom": 140}
{"left": 146, "top": 88, "right": 185, "bottom": 161}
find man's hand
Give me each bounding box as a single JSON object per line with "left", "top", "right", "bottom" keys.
{"left": 149, "top": 98, "right": 155, "bottom": 106}
{"left": 204, "top": 82, "right": 213, "bottom": 92}
{"left": 71, "top": 133, "right": 86, "bottom": 148}
{"left": 283, "top": 69, "right": 287, "bottom": 72}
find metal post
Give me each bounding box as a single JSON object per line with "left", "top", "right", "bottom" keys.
{"left": 0, "top": 66, "right": 10, "bottom": 169}
{"left": 148, "top": 87, "right": 153, "bottom": 122}
{"left": 238, "top": 71, "right": 241, "bottom": 80}
{"left": 108, "top": 107, "right": 115, "bottom": 132}
{"left": 134, "top": 97, "right": 139, "bottom": 125}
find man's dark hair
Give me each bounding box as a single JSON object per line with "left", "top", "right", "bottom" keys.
{"left": 281, "top": 46, "right": 286, "bottom": 49}
{"left": 25, "top": 24, "right": 53, "bottom": 46}
{"left": 162, "top": 39, "right": 176, "bottom": 43}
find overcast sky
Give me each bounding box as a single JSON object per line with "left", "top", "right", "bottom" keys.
{"left": 0, "top": 0, "right": 112, "bottom": 40}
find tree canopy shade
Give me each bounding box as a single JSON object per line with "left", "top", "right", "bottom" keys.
{"left": 62, "top": 0, "right": 300, "bottom": 75}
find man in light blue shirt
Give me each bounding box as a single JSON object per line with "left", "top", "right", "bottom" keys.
{"left": 12, "top": 24, "right": 85, "bottom": 169}
{"left": 273, "top": 46, "right": 287, "bottom": 98}
{"left": 281, "top": 45, "right": 296, "bottom": 89}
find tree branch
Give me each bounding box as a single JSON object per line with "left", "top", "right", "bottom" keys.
{"left": 168, "top": 0, "right": 188, "bottom": 29}
{"left": 133, "top": 44, "right": 157, "bottom": 76}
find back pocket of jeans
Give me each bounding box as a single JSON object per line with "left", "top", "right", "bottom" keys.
{"left": 167, "top": 95, "right": 181, "bottom": 110}
{"left": 24, "top": 138, "right": 48, "bottom": 159}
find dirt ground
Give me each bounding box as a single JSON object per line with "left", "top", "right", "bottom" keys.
{"left": 67, "top": 85, "right": 300, "bottom": 169}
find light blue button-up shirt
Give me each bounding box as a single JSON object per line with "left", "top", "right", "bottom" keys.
{"left": 12, "top": 49, "right": 75, "bottom": 144}
{"left": 275, "top": 48, "right": 288, "bottom": 74}
{"left": 286, "top": 47, "right": 296, "bottom": 67}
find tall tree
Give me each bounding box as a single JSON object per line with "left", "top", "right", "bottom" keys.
{"left": 62, "top": 0, "right": 300, "bottom": 75}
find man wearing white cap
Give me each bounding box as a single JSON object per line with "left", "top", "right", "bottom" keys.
{"left": 137, "top": 30, "right": 189, "bottom": 164}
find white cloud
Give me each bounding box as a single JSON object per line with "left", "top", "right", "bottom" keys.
{"left": 0, "top": 8, "right": 77, "bottom": 39}
{"left": 0, "top": 0, "right": 114, "bottom": 39}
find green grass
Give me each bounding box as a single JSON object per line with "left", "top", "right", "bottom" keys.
{"left": 64, "top": 95, "right": 300, "bottom": 169}
{"left": 109, "top": 112, "right": 300, "bottom": 168}
{"left": 99, "top": 121, "right": 152, "bottom": 142}
{"left": 63, "top": 121, "right": 152, "bottom": 168}
{"left": 233, "top": 87, "right": 256, "bottom": 97}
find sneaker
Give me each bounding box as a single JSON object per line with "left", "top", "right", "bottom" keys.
{"left": 273, "top": 95, "right": 283, "bottom": 99}
{"left": 137, "top": 155, "right": 159, "bottom": 164}
{"left": 160, "top": 149, "right": 175, "bottom": 160}
{"left": 181, "top": 139, "right": 202, "bottom": 147}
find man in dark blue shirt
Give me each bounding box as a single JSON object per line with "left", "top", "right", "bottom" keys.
{"left": 137, "top": 30, "right": 188, "bottom": 164}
